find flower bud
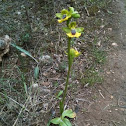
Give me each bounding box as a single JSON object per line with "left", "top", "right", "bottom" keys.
{"left": 70, "top": 48, "right": 80, "bottom": 58}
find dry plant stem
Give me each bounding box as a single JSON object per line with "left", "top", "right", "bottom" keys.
{"left": 0, "top": 92, "right": 29, "bottom": 112}
{"left": 60, "top": 37, "right": 71, "bottom": 114}
{"left": 12, "top": 96, "right": 30, "bottom": 126}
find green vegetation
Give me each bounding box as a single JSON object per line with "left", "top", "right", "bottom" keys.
{"left": 50, "top": 7, "right": 83, "bottom": 126}
{"left": 81, "top": 67, "right": 103, "bottom": 86}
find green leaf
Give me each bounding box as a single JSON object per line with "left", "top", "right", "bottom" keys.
{"left": 62, "top": 27, "right": 71, "bottom": 33}
{"left": 59, "top": 121, "right": 67, "bottom": 126}
{"left": 69, "top": 7, "right": 74, "bottom": 13}
{"left": 69, "top": 22, "right": 76, "bottom": 29}
{"left": 76, "top": 27, "right": 84, "bottom": 33}
{"left": 62, "top": 109, "right": 76, "bottom": 119}
{"left": 56, "top": 13, "right": 63, "bottom": 18}
{"left": 11, "top": 43, "right": 38, "bottom": 63}
{"left": 50, "top": 117, "right": 62, "bottom": 124}
{"left": 57, "top": 90, "right": 63, "bottom": 97}
{"left": 63, "top": 118, "right": 72, "bottom": 126}
{"left": 72, "top": 13, "right": 80, "bottom": 18}
{"left": 34, "top": 66, "right": 39, "bottom": 79}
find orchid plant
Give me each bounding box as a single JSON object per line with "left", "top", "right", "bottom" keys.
{"left": 50, "top": 7, "right": 84, "bottom": 126}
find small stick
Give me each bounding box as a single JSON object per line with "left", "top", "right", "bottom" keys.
{"left": 84, "top": 6, "right": 90, "bottom": 16}
{"left": 99, "top": 90, "right": 105, "bottom": 99}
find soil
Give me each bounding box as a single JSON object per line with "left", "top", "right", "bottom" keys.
{"left": 75, "top": 0, "right": 126, "bottom": 125}
{"left": 1, "top": 0, "right": 126, "bottom": 126}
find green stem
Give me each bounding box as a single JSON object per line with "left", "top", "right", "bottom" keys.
{"left": 60, "top": 19, "right": 72, "bottom": 114}
{"left": 67, "top": 19, "right": 70, "bottom": 27}
{"left": 60, "top": 37, "right": 71, "bottom": 114}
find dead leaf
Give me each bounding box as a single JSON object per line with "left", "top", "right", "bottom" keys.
{"left": 40, "top": 81, "right": 50, "bottom": 86}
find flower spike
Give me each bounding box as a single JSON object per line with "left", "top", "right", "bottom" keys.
{"left": 63, "top": 22, "right": 84, "bottom": 38}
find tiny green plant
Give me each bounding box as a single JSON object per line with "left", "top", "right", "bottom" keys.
{"left": 50, "top": 7, "right": 84, "bottom": 126}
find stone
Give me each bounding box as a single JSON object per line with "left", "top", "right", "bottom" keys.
{"left": 0, "top": 35, "right": 11, "bottom": 62}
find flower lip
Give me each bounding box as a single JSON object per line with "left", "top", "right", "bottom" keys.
{"left": 62, "top": 14, "right": 67, "bottom": 19}
{"left": 71, "top": 29, "right": 76, "bottom": 35}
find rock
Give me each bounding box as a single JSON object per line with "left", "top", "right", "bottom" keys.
{"left": 21, "top": 52, "right": 26, "bottom": 57}
{"left": 32, "top": 83, "right": 39, "bottom": 88}
{"left": 39, "top": 55, "right": 51, "bottom": 62}
{"left": 43, "top": 103, "right": 48, "bottom": 110}
{"left": 0, "top": 35, "right": 11, "bottom": 62}
{"left": 112, "top": 42, "right": 118, "bottom": 47}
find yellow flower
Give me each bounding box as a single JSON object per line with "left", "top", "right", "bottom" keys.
{"left": 67, "top": 29, "right": 81, "bottom": 38}
{"left": 58, "top": 15, "right": 70, "bottom": 23}
{"left": 56, "top": 9, "right": 71, "bottom": 23}
{"left": 63, "top": 22, "right": 84, "bottom": 38}
{"left": 56, "top": 7, "right": 81, "bottom": 23}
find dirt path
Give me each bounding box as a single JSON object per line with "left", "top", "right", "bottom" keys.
{"left": 75, "top": 0, "right": 126, "bottom": 126}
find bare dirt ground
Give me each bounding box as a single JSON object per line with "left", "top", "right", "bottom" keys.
{"left": 1, "top": 0, "right": 126, "bottom": 126}
{"left": 75, "top": 0, "right": 126, "bottom": 125}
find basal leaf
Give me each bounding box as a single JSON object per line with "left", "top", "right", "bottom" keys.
{"left": 59, "top": 121, "right": 67, "bottom": 126}
{"left": 63, "top": 118, "right": 72, "bottom": 126}
{"left": 62, "top": 109, "right": 76, "bottom": 119}
{"left": 50, "top": 117, "right": 62, "bottom": 124}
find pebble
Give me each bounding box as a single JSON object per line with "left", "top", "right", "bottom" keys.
{"left": 43, "top": 103, "right": 48, "bottom": 110}
{"left": 32, "top": 83, "right": 38, "bottom": 88}
{"left": 39, "top": 55, "right": 51, "bottom": 61}
{"left": 112, "top": 42, "right": 118, "bottom": 47}
{"left": 21, "top": 53, "right": 26, "bottom": 57}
